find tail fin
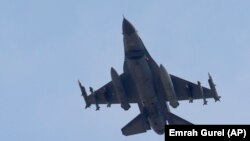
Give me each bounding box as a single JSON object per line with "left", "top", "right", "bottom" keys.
{"left": 121, "top": 114, "right": 150, "bottom": 136}
{"left": 166, "top": 112, "right": 193, "bottom": 125}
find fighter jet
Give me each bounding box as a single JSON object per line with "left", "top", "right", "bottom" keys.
{"left": 78, "top": 18, "right": 220, "bottom": 136}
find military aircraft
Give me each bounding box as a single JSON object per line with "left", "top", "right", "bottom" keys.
{"left": 78, "top": 18, "right": 220, "bottom": 136}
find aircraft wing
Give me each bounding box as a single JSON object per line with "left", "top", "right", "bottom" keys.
{"left": 170, "top": 74, "right": 213, "bottom": 101}
{"left": 79, "top": 73, "right": 139, "bottom": 108}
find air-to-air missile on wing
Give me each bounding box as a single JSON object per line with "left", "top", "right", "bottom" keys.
{"left": 78, "top": 18, "right": 220, "bottom": 136}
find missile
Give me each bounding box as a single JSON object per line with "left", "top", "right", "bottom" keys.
{"left": 208, "top": 73, "right": 221, "bottom": 102}
{"left": 111, "top": 67, "right": 130, "bottom": 110}
{"left": 197, "top": 81, "right": 208, "bottom": 105}
{"left": 78, "top": 80, "right": 91, "bottom": 108}
{"left": 90, "top": 87, "right": 100, "bottom": 111}
{"left": 185, "top": 83, "right": 193, "bottom": 103}
{"left": 102, "top": 87, "right": 112, "bottom": 107}
{"left": 159, "top": 64, "right": 179, "bottom": 108}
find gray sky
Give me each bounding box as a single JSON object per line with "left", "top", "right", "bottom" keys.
{"left": 1, "top": 0, "right": 250, "bottom": 141}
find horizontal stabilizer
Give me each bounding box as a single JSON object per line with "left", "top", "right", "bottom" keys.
{"left": 121, "top": 114, "right": 150, "bottom": 136}
{"left": 167, "top": 112, "right": 193, "bottom": 125}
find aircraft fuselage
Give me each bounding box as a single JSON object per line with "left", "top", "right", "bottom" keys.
{"left": 123, "top": 19, "right": 166, "bottom": 134}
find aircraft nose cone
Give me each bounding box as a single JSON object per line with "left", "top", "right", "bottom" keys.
{"left": 122, "top": 18, "right": 136, "bottom": 35}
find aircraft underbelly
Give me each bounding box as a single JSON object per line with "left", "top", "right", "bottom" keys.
{"left": 127, "top": 58, "right": 155, "bottom": 102}
{"left": 127, "top": 58, "right": 165, "bottom": 133}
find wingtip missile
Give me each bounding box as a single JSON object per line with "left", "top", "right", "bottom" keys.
{"left": 208, "top": 72, "right": 211, "bottom": 78}
{"left": 207, "top": 73, "right": 221, "bottom": 102}
{"left": 78, "top": 80, "right": 91, "bottom": 108}
{"left": 78, "top": 80, "right": 82, "bottom": 89}
{"left": 78, "top": 80, "right": 85, "bottom": 96}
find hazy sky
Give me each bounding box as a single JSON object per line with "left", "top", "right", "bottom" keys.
{"left": 1, "top": 0, "right": 250, "bottom": 141}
